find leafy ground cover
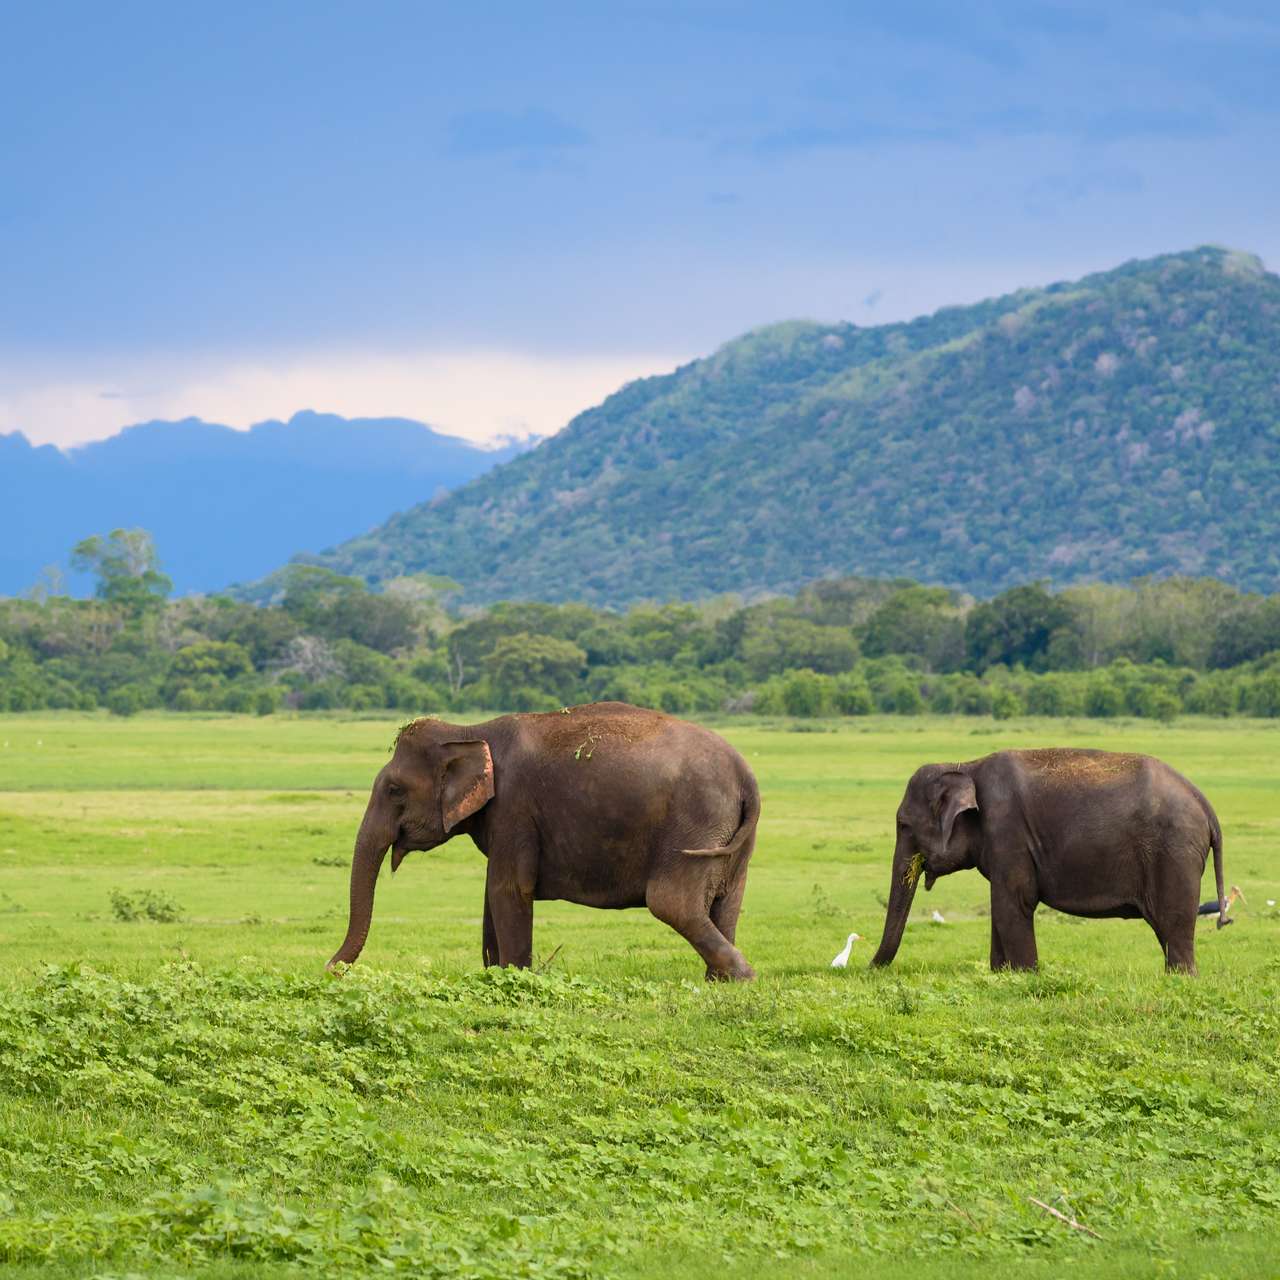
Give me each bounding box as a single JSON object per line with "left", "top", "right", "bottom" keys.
{"left": 0, "top": 713, "right": 1277, "bottom": 1277}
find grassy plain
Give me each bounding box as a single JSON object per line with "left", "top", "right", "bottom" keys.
{"left": 0, "top": 712, "right": 1277, "bottom": 1278}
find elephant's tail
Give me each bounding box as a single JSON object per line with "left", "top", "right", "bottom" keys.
{"left": 682, "top": 777, "right": 761, "bottom": 858}
{"left": 1210, "top": 813, "right": 1229, "bottom": 930}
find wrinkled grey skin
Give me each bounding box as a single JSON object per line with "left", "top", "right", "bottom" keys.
{"left": 328, "top": 702, "right": 760, "bottom": 980}
{"left": 871, "top": 748, "right": 1227, "bottom": 975}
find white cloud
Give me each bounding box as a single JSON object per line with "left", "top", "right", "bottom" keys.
{"left": 0, "top": 347, "right": 686, "bottom": 450}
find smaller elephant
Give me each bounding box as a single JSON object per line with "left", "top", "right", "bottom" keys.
{"left": 870, "top": 748, "right": 1228, "bottom": 974}
{"left": 328, "top": 702, "right": 760, "bottom": 980}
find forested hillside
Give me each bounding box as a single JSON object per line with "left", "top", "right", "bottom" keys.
{"left": 0, "top": 412, "right": 524, "bottom": 595}
{"left": 312, "top": 246, "right": 1280, "bottom": 603}
{"left": 4, "top": 532, "right": 1279, "bottom": 719}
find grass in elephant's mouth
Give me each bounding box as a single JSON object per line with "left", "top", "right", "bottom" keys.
{"left": 905, "top": 848, "right": 927, "bottom": 887}
{"left": 0, "top": 712, "right": 1278, "bottom": 1279}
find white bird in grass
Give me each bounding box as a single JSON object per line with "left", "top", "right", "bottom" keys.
{"left": 931, "top": 910, "right": 946, "bottom": 924}
{"left": 830, "top": 933, "right": 862, "bottom": 968}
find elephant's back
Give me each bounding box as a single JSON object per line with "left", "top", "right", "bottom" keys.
{"left": 512, "top": 703, "right": 753, "bottom": 902}
{"left": 521, "top": 701, "right": 748, "bottom": 777}
{"left": 1003, "top": 747, "right": 1147, "bottom": 786}
{"left": 997, "top": 748, "right": 1214, "bottom": 843}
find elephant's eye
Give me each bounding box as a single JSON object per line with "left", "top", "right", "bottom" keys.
{"left": 385, "top": 781, "right": 405, "bottom": 798}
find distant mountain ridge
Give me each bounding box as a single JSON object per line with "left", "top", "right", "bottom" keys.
{"left": 0, "top": 411, "right": 526, "bottom": 595}
{"left": 308, "top": 246, "right": 1280, "bottom": 603}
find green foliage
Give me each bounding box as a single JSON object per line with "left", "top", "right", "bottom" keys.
{"left": 310, "top": 248, "right": 1280, "bottom": 604}
{"left": 965, "top": 584, "right": 1075, "bottom": 673}
{"left": 483, "top": 633, "right": 588, "bottom": 708}
{"left": 6, "top": 529, "right": 1280, "bottom": 720}
{"left": 740, "top": 616, "right": 859, "bottom": 679}
{"left": 169, "top": 640, "right": 253, "bottom": 680}
{"left": 862, "top": 585, "right": 965, "bottom": 671}
{"left": 1024, "top": 674, "right": 1085, "bottom": 717}
{"left": 279, "top": 565, "right": 421, "bottom": 653}
{"left": 105, "top": 683, "right": 149, "bottom": 717}
{"left": 71, "top": 528, "right": 172, "bottom": 615}
{"left": 109, "top": 888, "right": 184, "bottom": 922}
{"left": 990, "top": 686, "right": 1025, "bottom": 720}
{"left": 831, "top": 673, "right": 875, "bottom": 715}
{"left": 779, "top": 668, "right": 828, "bottom": 717}
{"left": 1082, "top": 676, "right": 1123, "bottom": 718}
{"left": 1243, "top": 673, "right": 1280, "bottom": 718}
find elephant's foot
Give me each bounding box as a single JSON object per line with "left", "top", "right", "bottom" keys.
{"left": 706, "top": 957, "right": 756, "bottom": 982}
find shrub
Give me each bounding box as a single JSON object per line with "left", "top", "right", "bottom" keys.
{"left": 221, "top": 685, "right": 258, "bottom": 714}
{"left": 110, "top": 888, "right": 183, "bottom": 922}
{"left": 255, "top": 687, "right": 282, "bottom": 716}
{"left": 883, "top": 679, "right": 923, "bottom": 715}
{"left": 1183, "top": 675, "right": 1237, "bottom": 716}
{"left": 990, "top": 687, "right": 1024, "bottom": 720}
{"left": 345, "top": 683, "right": 386, "bottom": 710}
{"left": 1084, "top": 676, "right": 1125, "bottom": 718}
{"left": 1244, "top": 674, "right": 1280, "bottom": 717}
{"left": 927, "top": 673, "right": 991, "bottom": 714}
{"left": 1130, "top": 684, "right": 1182, "bottom": 721}
{"left": 105, "top": 683, "right": 147, "bottom": 717}
{"left": 831, "top": 675, "right": 874, "bottom": 715}
{"left": 780, "top": 669, "right": 828, "bottom": 718}
{"left": 172, "top": 687, "right": 205, "bottom": 712}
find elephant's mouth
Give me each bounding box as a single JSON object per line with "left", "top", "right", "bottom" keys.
{"left": 390, "top": 840, "right": 410, "bottom": 873}
{"left": 390, "top": 826, "right": 440, "bottom": 872}
{"left": 923, "top": 866, "right": 938, "bottom": 892}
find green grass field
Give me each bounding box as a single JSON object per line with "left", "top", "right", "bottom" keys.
{"left": 1, "top": 712, "right": 1277, "bottom": 1278}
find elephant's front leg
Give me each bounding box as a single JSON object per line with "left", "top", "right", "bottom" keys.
{"left": 990, "top": 880, "right": 1038, "bottom": 971}
{"left": 989, "top": 917, "right": 1008, "bottom": 970}
{"left": 484, "top": 847, "right": 535, "bottom": 968}
{"left": 482, "top": 891, "right": 499, "bottom": 968}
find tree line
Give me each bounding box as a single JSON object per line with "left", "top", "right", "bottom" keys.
{"left": 2, "top": 529, "right": 1279, "bottom": 719}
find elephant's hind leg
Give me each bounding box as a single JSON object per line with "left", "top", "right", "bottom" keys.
{"left": 1155, "top": 911, "right": 1198, "bottom": 975}
{"left": 709, "top": 833, "right": 756, "bottom": 946}
{"left": 647, "top": 872, "right": 755, "bottom": 982}
{"left": 1149, "top": 844, "right": 1201, "bottom": 975}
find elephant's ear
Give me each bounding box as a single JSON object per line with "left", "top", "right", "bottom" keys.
{"left": 938, "top": 771, "right": 978, "bottom": 853}
{"left": 440, "top": 740, "right": 495, "bottom": 833}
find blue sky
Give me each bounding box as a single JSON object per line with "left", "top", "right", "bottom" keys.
{"left": 2, "top": 1, "right": 1277, "bottom": 446}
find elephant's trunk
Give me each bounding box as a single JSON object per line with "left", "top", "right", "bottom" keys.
{"left": 870, "top": 828, "right": 919, "bottom": 967}
{"left": 327, "top": 804, "right": 394, "bottom": 970}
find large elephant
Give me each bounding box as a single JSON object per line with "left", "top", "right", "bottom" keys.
{"left": 870, "top": 748, "right": 1227, "bottom": 974}
{"left": 328, "top": 702, "right": 760, "bottom": 980}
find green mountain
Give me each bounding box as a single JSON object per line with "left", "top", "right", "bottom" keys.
{"left": 309, "top": 247, "right": 1280, "bottom": 604}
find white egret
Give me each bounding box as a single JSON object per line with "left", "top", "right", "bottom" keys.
{"left": 830, "top": 933, "right": 861, "bottom": 968}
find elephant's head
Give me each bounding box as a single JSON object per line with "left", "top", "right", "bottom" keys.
{"left": 870, "top": 765, "right": 979, "bottom": 967}
{"left": 327, "top": 721, "right": 495, "bottom": 970}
